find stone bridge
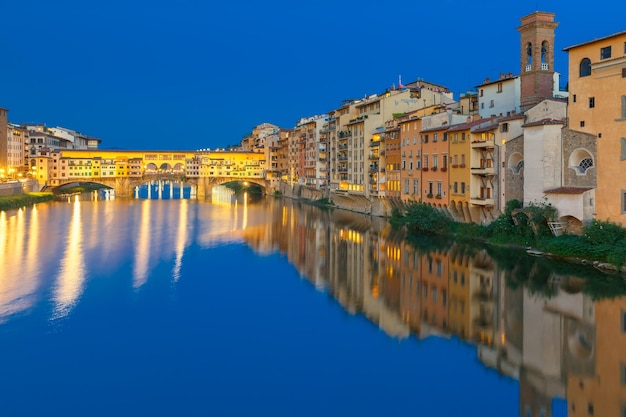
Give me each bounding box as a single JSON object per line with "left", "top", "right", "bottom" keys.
{"left": 53, "top": 175, "right": 274, "bottom": 198}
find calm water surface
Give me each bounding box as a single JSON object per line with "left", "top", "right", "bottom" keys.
{"left": 1, "top": 195, "right": 624, "bottom": 416}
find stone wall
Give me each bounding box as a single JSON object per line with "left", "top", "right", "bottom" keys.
{"left": 505, "top": 135, "right": 525, "bottom": 204}
{"left": 0, "top": 182, "right": 23, "bottom": 197}
{"left": 562, "top": 128, "right": 597, "bottom": 188}
{"left": 278, "top": 181, "right": 402, "bottom": 217}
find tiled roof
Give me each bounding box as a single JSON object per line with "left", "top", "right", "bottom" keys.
{"left": 563, "top": 30, "right": 626, "bottom": 51}
{"left": 522, "top": 118, "right": 565, "bottom": 128}
{"left": 544, "top": 187, "right": 594, "bottom": 195}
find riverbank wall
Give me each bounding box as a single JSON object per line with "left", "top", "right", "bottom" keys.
{"left": 277, "top": 182, "right": 407, "bottom": 217}
{"left": 0, "top": 180, "right": 39, "bottom": 197}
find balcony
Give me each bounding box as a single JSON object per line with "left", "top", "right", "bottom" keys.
{"left": 470, "top": 166, "right": 495, "bottom": 175}
{"left": 471, "top": 139, "right": 495, "bottom": 149}
{"left": 368, "top": 153, "right": 379, "bottom": 160}
{"left": 470, "top": 197, "right": 495, "bottom": 206}
{"left": 368, "top": 165, "right": 379, "bottom": 173}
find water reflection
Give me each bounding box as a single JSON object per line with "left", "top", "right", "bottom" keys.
{"left": 239, "top": 198, "right": 626, "bottom": 417}
{"left": 53, "top": 196, "right": 86, "bottom": 319}
{"left": 0, "top": 197, "right": 624, "bottom": 415}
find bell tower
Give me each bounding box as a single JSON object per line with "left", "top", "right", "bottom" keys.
{"left": 518, "top": 11, "right": 558, "bottom": 111}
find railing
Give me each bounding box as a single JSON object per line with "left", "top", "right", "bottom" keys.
{"left": 470, "top": 197, "right": 495, "bottom": 206}
{"left": 471, "top": 139, "right": 495, "bottom": 148}
{"left": 470, "top": 166, "right": 495, "bottom": 175}
{"left": 541, "top": 63, "right": 549, "bottom": 70}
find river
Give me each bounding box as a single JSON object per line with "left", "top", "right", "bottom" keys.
{"left": 0, "top": 194, "right": 624, "bottom": 416}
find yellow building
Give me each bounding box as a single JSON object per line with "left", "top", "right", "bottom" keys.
{"left": 34, "top": 149, "right": 265, "bottom": 187}
{"left": 566, "top": 297, "right": 626, "bottom": 417}
{"left": 448, "top": 118, "right": 479, "bottom": 222}
{"left": 564, "top": 31, "right": 626, "bottom": 225}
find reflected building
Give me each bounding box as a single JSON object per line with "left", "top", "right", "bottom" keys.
{"left": 239, "top": 198, "right": 624, "bottom": 416}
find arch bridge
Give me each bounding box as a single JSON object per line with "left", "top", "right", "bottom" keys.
{"left": 41, "top": 149, "right": 276, "bottom": 197}
{"left": 53, "top": 175, "right": 271, "bottom": 198}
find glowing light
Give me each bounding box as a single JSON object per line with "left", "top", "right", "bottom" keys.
{"left": 52, "top": 196, "right": 85, "bottom": 319}
{"left": 133, "top": 200, "right": 151, "bottom": 288}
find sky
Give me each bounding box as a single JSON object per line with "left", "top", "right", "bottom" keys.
{"left": 0, "top": 0, "right": 623, "bottom": 151}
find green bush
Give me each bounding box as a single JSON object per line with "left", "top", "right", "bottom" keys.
{"left": 583, "top": 219, "right": 626, "bottom": 245}
{"left": 401, "top": 203, "right": 452, "bottom": 236}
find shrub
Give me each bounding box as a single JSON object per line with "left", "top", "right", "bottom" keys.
{"left": 402, "top": 203, "right": 452, "bottom": 236}
{"left": 583, "top": 219, "right": 626, "bottom": 245}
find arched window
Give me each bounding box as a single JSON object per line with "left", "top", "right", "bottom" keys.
{"left": 569, "top": 149, "right": 594, "bottom": 175}
{"left": 526, "top": 42, "right": 533, "bottom": 65}
{"left": 579, "top": 158, "right": 593, "bottom": 172}
{"left": 541, "top": 41, "right": 549, "bottom": 63}
{"left": 579, "top": 58, "right": 591, "bottom": 77}
{"left": 508, "top": 152, "right": 524, "bottom": 174}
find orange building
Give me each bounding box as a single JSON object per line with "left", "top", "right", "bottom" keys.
{"left": 566, "top": 297, "right": 626, "bottom": 416}
{"left": 564, "top": 31, "right": 626, "bottom": 225}
{"left": 398, "top": 110, "right": 427, "bottom": 202}
{"left": 420, "top": 249, "right": 449, "bottom": 330}
{"left": 420, "top": 123, "right": 450, "bottom": 208}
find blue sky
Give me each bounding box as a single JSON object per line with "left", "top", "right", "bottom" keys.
{"left": 0, "top": 0, "right": 623, "bottom": 150}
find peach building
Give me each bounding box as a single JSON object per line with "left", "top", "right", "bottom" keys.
{"left": 564, "top": 30, "right": 626, "bottom": 225}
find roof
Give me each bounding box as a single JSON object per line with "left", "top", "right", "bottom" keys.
{"left": 563, "top": 30, "right": 626, "bottom": 51}
{"left": 475, "top": 74, "right": 519, "bottom": 88}
{"left": 447, "top": 117, "right": 491, "bottom": 132}
{"left": 544, "top": 187, "right": 594, "bottom": 195}
{"left": 421, "top": 124, "right": 450, "bottom": 133}
{"left": 522, "top": 118, "right": 565, "bottom": 128}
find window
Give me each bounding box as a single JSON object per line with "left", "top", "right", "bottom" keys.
{"left": 589, "top": 97, "right": 595, "bottom": 108}
{"left": 501, "top": 123, "right": 508, "bottom": 133}
{"left": 433, "top": 155, "right": 438, "bottom": 169}
{"left": 621, "top": 363, "right": 626, "bottom": 385}
{"left": 489, "top": 99, "right": 494, "bottom": 108}
{"left": 579, "top": 58, "right": 591, "bottom": 77}
{"left": 454, "top": 182, "right": 458, "bottom": 193}
{"left": 413, "top": 179, "right": 418, "bottom": 195}
{"left": 497, "top": 82, "right": 502, "bottom": 93}
{"left": 423, "top": 134, "right": 429, "bottom": 143}
{"left": 433, "top": 133, "right": 438, "bottom": 142}
{"left": 480, "top": 89, "right": 484, "bottom": 97}
{"left": 580, "top": 121, "right": 585, "bottom": 128}
{"left": 588, "top": 402, "right": 594, "bottom": 416}
{"left": 573, "top": 94, "right": 577, "bottom": 103}
{"left": 402, "top": 160, "right": 406, "bottom": 170}
{"left": 600, "top": 46, "right": 612, "bottom": 59}
{"left": 481, "top": 103, "right": 485, "bottom": 109}
{"left": 409, "top": 161, "right": 413, "bottom": 170}
{"left": 461, "top": 182, "right": 466, "bottom": 195}
{"left": 436, "top": 182, "right": 442, "bottom": 196}
{"left": 579, "top": 157, "right": 593, "bottom": 173}
{"left": 404, "top": 179, "right": 409, "bottom": 194}
{"left": 443, "top": 132, "right": 448, "bottom": 142}
{"left": 461, "top": 133, "right": 466, "bottom": 142}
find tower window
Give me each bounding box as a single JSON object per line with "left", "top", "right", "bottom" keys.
{"left": 579, "top": 58, "right": 591, "bottom": 77}
{"left": 573, "top": 94, "right": 577, "bottom": 103}
{"left": 600, "top": 46, "right": 612, "bottom": 59}
{"left": 541, "top": 41, "right": 549, "bottom": 63}
{"left": 589, "top": 97, "right": 595, "bottom": 108}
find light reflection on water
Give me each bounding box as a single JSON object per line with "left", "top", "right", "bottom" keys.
{"left": 0, "top": 197, "right": 624, "bottom": 416}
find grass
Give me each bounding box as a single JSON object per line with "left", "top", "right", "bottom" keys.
{"left": 0, "top": 192, "right": 55, "bottom": 211}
